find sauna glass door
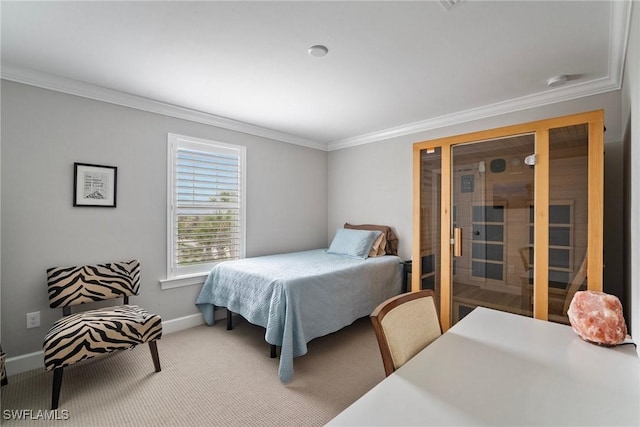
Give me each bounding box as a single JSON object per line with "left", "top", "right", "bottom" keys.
{"left": 413, "top": 110, "right": 604, "bottom": 331}
{"left": 451, "top": 135, "right": 535, "bottom": 324}
{"left": 546, "top": 123, "right": 590, "bottom": 323}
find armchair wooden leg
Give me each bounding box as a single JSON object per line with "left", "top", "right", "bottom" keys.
{"left": 51, "top": 367, "right": 64, "bottom": 410}
{"left": 149, "top": 341, "right": 161, "bottom": 372}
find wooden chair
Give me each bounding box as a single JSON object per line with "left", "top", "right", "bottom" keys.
{"left": 370, "top": 290, "right": 441, "bottom": 377}
{"left": 43, "top": 260, "right": 162, "bottom": 409}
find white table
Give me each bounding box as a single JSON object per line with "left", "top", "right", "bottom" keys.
{"left": 328, "top": 307, "right": 640, "bottom": 426}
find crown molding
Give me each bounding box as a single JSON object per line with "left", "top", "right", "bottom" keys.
{"left": 327, "top": 0, "right": 631, "bottom": 151}
{"left": 327, "top": 76, "right": 619, "bottom": 151}
{"left": 0, "top": 64, "right": 328, "bottom": 152}
{"left": 609, "top": 0, "right": 633, "bottom": 87}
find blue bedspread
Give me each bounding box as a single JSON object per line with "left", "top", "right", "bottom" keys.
{"left": 195, "top": 249, "right": 403, "bottom": 382}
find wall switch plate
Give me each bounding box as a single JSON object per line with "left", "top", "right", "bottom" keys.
{"left": 26, "top": 311, "right": 41, "bottom": 329}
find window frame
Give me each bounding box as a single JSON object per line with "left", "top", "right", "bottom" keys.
{"left": 164, "top": 133, "right": 246, "bottom": 287}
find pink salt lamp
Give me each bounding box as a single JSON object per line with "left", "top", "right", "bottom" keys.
{"left": 567, "top": 290, "right": 627, "bottom": 346}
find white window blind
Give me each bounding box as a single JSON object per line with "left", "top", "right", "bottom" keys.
{"left": 167, "top": 133, "right": 246, "bottom": 278}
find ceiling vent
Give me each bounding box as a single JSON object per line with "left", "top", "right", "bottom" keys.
{"left": 439, "top": 0, "right": 465, "bottom": 12}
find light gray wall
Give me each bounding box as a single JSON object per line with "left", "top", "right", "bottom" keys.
{"left": 0, "top": 80, "right": 328, "bottom": 356}
{"left": 622, "top": 1, "right": 639, "bottom": 342}
{"left": 329, "top": 91, "right": 623, "bottom": 260}
{"left": 0, "top": 81, "right": 2, "bottom": 346}
{"left": 328, "top": 140, "right": 413, "bottom": 256}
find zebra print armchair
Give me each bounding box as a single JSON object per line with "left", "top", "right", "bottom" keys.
{"left": 43, "top": 260, "right": 162, "bottom": 409}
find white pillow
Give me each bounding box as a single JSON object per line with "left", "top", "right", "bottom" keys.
{"left": 327, "top": 228, "right": 382, "bottom": 259}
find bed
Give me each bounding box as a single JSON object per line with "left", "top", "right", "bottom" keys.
{"left": 195, "top": 225, "right": 403, "bottom": 383}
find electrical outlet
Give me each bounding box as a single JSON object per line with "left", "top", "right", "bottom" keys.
{"left": 26, "top": 311, "right": 40, "bottom": 329}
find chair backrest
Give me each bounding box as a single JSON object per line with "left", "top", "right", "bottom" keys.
{"left": 519, "top": 247, "right": 532, "bottom": 272}
{"left": 46, "top": 260, "right": 140, "bottom": 309}
{"left": 370, "top": 290, "right": 441, "bottom": 377}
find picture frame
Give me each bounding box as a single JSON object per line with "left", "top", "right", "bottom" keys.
{"left": 73, "top": 162, "right": 117, "bottom": 207}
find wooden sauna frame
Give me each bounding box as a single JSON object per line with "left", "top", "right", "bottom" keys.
{"left": 412, "top": 110, "right": 604, "bottom": 331}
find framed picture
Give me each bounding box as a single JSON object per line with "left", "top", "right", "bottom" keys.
{"left": 73, "top": 163, "right": 117, "bottom": 207}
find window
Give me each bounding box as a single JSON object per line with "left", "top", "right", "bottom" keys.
{"left": 166, "top": 133, "right": 246, "bottom": 281}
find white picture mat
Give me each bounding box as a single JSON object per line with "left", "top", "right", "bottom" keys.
{"left": 74, "top": 164, "right": 116, "bottom": 206}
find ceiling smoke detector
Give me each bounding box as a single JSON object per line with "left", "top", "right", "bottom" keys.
{"left": 440, "top": 0, "right": 465, "bottom": 12}
{"left": 308, "top": 45, "right": 329, "bottom": 57}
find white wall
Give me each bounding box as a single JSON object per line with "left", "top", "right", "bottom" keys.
{"left": 0, "top": 81, "right": 328, "bottom": 358}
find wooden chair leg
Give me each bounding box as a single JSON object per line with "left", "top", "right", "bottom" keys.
{"left": 51, "top": 367, "right": 64, "bottom": 410}
{"left": 148, "top": 341, "right": 161, "bottom": 372}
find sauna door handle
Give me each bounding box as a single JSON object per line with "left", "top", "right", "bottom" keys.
{"left": 453, "top": 227, "right": 462, "bottom": 257}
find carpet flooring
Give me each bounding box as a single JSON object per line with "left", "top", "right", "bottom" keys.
{"left": 0, "top": 316, "right": 384, "bottom": 426}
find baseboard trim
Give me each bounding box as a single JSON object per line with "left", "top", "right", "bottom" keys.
{"left": 161, "top": 312, "right": 207, "bottom": 334}
{"left": 4, "top": 350, "right": 44, "bottom": 377}
{"left": 5, "top": 311, "right": 219, "bottom": 377}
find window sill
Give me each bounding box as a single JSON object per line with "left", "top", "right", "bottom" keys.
{"left": 159, "top": 273, "right": 208, "bottom": 290}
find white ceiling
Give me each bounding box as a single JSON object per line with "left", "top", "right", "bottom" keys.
{"left": 0, "top": 1, "right": 632, "bottom": 151}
